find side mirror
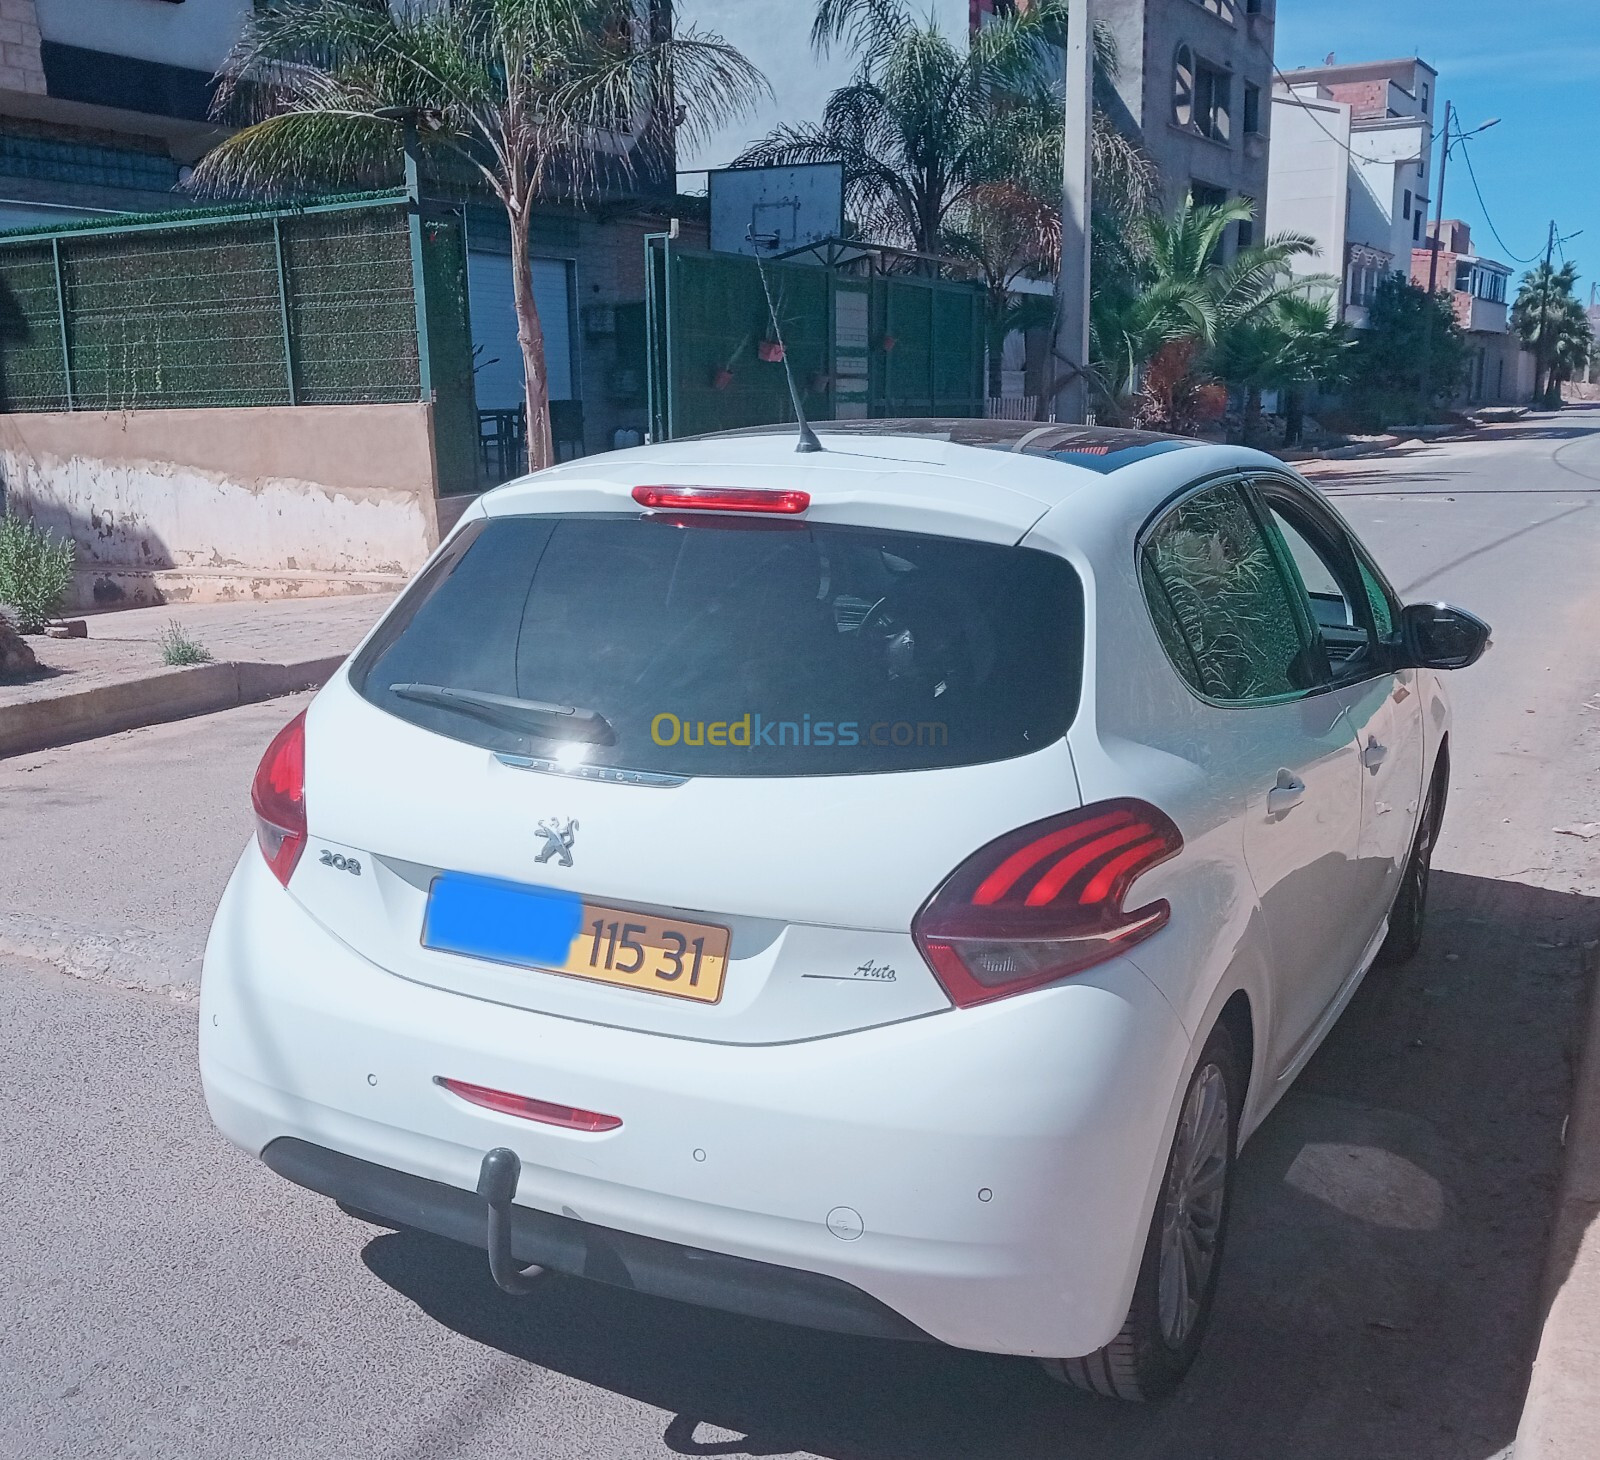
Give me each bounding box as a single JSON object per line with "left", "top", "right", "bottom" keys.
{"left": 1398, "top": 602, "right": 1492, "bottom": 671}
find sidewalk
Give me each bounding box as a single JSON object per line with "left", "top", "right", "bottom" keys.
{"left": 1516, "top": 944, "right": 1600, "bottom": 1459}
{"left": 0, "top": 595, "right": 393, "bottom": 758}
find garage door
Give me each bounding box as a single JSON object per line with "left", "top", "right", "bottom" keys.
{"left": 466, "top": 252, "right": 574, "bottom": 409}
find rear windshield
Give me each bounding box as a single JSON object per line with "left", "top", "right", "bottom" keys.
{"left": 351, "top": 514, "right": 1083, "bottom": 777}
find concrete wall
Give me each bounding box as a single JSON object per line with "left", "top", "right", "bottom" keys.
{"left": 1266, "top": 87, "right": 1350, "bottom": 293}
{"left": 1100, "top": 0, "right": 1276, "bottom": 235}
{"left": 0, "top": 403, "right": 443, "bottom": 609}
{"left": 35, "top": 0, "right": 243, "bottom": 75}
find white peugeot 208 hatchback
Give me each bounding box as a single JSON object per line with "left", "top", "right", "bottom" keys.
{"left": 200, "top": 421, "right": 1489, "bottom": 1400}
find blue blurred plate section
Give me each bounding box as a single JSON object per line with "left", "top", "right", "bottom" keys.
{"left": 423, "top": 873, "right": 583, "bottom": 969}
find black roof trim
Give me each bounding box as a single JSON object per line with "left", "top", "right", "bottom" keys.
{"left": 697, "top": 419, "right": 1204, "bottom": 474}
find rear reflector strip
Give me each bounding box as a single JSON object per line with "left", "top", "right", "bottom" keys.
{"left": 435, "top": 1077, "right": 622, "bottom": 1133}
{"left": 632, "top": 485, "right": 810, "bottom": 514}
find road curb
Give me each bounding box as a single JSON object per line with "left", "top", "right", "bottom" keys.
{"left": 1516, "top": 943, "right": 1600, "bottom": 1458}
{"left": 0, "top": 654, "right": 341, "bottom": 759}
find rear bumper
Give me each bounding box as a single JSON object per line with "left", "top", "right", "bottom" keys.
{"left": 200, "top": 849, "right": 1193, "bottom": 1357}
{"left": 264, "top": 1136, "right": 931, "bottom": 1342}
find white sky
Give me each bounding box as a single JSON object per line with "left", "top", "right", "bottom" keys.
{"left": 676, "top": 0, "right": 969, "bottom": 183}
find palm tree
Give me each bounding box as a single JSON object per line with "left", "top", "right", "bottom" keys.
{"left": 941, "top": 182, "right": 1060, "bottom": 396}
{"left": 734, "top": 0, "right": 1153, "bottom": 257}
{"left": 1513, "top": 260, "right": 1594, "bottom": 406}
{"left": 190, "top": 0, "right": 764, "bottom": 471}
{"left": 1093, "top": 195, "right": 1336, "bottom": 432}
{"left": 1211, "top": 293, "right": 1350, "bottom": 445}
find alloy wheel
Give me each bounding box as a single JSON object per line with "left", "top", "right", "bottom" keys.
{"left": 1157, "top": 1062, "right": 1230, "bottom": 1347}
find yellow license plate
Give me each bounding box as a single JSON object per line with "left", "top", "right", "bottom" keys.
{"left": 564, "top": 903, "right": 731, "bottom": 1003}
{"left": 423, "top": 875, "right": 731, "bottom": 1004}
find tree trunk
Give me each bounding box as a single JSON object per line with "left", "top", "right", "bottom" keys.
{"left": 509, "top": 206, "right": 555, "bottom": 474}
{"left": 986, "top": 295, "right": 1005, "bottom": 400}
{"left": 1285, "top": 387, "right": 1305, "bottom": 446}
{"left": 1241, "top": 386, "right": 1262, "bottom": 446}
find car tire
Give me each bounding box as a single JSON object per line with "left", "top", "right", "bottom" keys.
{"left": 1041, "top": 1023, "right": 1240, "bottom": 1403}
{"left": 1377, "top": 761, "right": 1448, "bottom": 967}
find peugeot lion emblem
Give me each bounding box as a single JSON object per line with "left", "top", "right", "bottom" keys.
{"left": 534, "top": 817, "right": 578, "bottom": 868}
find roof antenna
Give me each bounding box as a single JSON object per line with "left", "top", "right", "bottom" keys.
{"left": 750, "top": 230, "right": 823, "bottom": 454}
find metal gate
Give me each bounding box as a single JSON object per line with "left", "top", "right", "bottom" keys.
{"left": 645, "top": 241, "right": 984, "bottom": 440}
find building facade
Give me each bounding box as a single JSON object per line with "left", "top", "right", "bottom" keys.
{"left": 967, "top": 0, "right": 1275, "bottom": 250}
{"left": 1411, "top": 219, "right": 1531, "bottom": 405}
{"left": 0, "top": 0, "right": 238, "bottom": 228}
{"left": 1266, "top": 56, "right": 1437, "bottom": 327}
{"left": 1093, "top": 0, "right": 1275, "bottom": 248}
{"left": 0, "top": 0, "right": 687, "bottom": 461}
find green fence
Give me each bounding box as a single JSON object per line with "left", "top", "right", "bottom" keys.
{"left": 0, "top": 193, "right": 460, "bottom": 414}
{"left": 646, "top": 244, "right": 985, "bottom": 440}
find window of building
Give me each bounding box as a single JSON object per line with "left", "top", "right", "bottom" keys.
{"left": 1175, "top": 46, "right": 1232, "bottom": 142}
{"left": 1420, "top": 82, "right": 1430, "bottom": 112}
{"left": 1455, "top": 261, "right": 1473, "bottom": 293}
{"left": 1403, "top": 190, "right": 1412, "bottom": 221}
{"left": 1413, "top": 210, "right": 1424, "bottom": 242}
{"left": 1195, "top": 59, "right": 1232, "bottom": 141}
{"left": 1243, "top": 82, "right": 1262, "bottom": 136}
{"left": 1191, "top": 0, "right": 1239, "bottom": 22}
{"left": 1173, "top": 45, "right": 1196, "bottom": 128}
{"left": 1348, "top": 263, "right": 1384, "bottom": 310}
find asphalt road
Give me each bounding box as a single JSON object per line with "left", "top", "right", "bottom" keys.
{"left": 4, "top": 411, "right": 1599, "bottom": 1460}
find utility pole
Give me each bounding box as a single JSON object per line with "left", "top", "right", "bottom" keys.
{"left": 1417, "top": 102, "right": 1453, "bottom": 412}
{"left": 1533, "top": 220, "right": 1557, "bottom": 405}
{"left": 1049, "top": 0, "right": 1093, "bottom": 425}
{"left": 1417, "top": 105, "right": 1499, "bottom": 412}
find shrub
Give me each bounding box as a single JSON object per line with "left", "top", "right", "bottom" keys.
{"left": 158, "top": 620, "right": 214, "bottom": 667}
{"left": 0, "top": 512, "right": 74, "bottom": 633}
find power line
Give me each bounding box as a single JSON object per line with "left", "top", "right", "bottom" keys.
{"left": 1247, "top": 32, "right": 1403, "bottom": 167}
{"left": 1456, "top": 140, "right": 1542, "bottom": 263}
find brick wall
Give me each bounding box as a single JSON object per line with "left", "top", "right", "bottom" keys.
{"left": 0, "top": 0, "right": 45, "bottom": 96}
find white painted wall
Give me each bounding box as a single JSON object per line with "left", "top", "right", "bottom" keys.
{"left": 1348, "top": 118, "right": 1431, "bottom": 269}
{"left": 0, "top": 405, "right": 441, "bottom": 608}
{"left": 35, "top": 0, "right": 245, "bottom": 73}
{"left": 1266, "top": 86, "right": 1350, "bottom": 294}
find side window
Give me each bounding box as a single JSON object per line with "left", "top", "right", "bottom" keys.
{"left": 1254, "top": 487, "right": 1385, "bottom": 682}
{"left": 1141, "top": 483, "right": 1320, "bottom": 703}
{"left": 1355, "top": 553, "right": 1398, "bottom": 639}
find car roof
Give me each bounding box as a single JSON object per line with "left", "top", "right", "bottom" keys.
{"left": 489, "top": 420, "right": 1296, "bottom": 546}
{"left": 699, "top": 418, "right": 1204, "bottom": 474}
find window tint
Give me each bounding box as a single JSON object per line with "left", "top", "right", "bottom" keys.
{"left": 1141, "top": 484, "right": 1316, "bottom": 702}
{"left": 352, "top": 515, "right": 1084, "bottom": 777}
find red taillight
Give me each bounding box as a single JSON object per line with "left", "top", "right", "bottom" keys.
{"left": 435, "top": 1077, "right": 623, "bottom": 1133}
{"left": 632, "top": 485, "right": 810, "bottom": 515}
{"left": 251, "top": 710, "right": 306, "bottom": 887}
{"left": 913, "top": 799, "right": 1183, "bottom": 1008}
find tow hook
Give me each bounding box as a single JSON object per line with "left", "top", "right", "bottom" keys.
{"left": 476, "top": 1147, "right": 546, "bottom": 1294}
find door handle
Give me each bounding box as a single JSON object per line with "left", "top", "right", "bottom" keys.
{"left": 1267, "top": 771, "right": 1306, "bottom": 817}
{"left": 1362, "top": 737, "right": 1388, "bottom": 770}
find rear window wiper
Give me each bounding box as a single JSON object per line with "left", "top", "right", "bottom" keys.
{"left": 389, "top": 683, "right": 617, "bottom": 745}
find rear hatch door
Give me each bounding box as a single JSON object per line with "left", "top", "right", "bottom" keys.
{"left": 290, "top": 505, "right": 1086, "bottom": 1044}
